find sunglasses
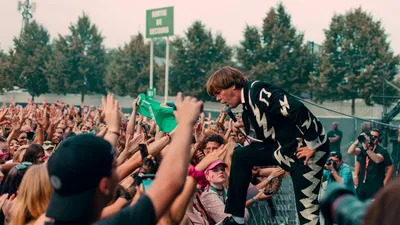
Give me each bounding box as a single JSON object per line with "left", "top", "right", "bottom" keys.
{"left": 15, "top": 162, "right": 33, "bottom": 170}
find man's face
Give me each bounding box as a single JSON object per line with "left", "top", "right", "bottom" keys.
{"left": 204, "top": 141, "right": 221, "bottom": 155}
{"left": 370, "top": 130, "right": 380, "bottom": 144}
{"left": 18, "top": 133, "right": 28, "bottom": 145}
{"left": 228, "top": 132, "right": 238, "bottom": 143}
{"left": 52, "top": 128, "right": 64, "bottom": 144}
{"left": 214, "top": 86, "right": 241, "bottom": 108}
{"left": 332, "top": 123, "right": 338, "bottom": 130}
{"left": 330, "top": 156, "right": 342, "bottom": 168}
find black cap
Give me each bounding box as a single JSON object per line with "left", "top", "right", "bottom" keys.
{"left": 330, "top": 151, "right": 342, "bottom": 160}
{"left": 46, "top": 134, "right": 114, "bottom": 222}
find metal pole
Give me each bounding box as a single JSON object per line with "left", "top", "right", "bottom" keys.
{"left": 383, "top": 80, "right": 387, "bottom": 115}
{"left": 149, "top": 38, "right": 154, "bottom": 89}
{"left": 164, "top": 37, "right": 169, "bottom": 103}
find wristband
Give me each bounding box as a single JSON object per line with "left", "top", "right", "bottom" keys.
{"left": 266, "top": 175, "right": 274, "bottom": 182}
{"left": 124, "top": 191, "right": 132, "bottom": 201}
{"left": 188, "top": 165, "right": 208, "bottom": 188}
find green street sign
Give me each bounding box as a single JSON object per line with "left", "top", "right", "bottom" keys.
{"left": 147, "top": 88, "right": 156, "bottom": 99}
{"left": 146, "top": 6, "right": 174, "bottom": 38}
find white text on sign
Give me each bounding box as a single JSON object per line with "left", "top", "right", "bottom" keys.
{"left": 152, "top": 9, "right": 167, "bottom": 18}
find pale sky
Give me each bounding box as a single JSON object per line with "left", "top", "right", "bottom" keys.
{"left": 0, "top": 0, "right": 399, "bottom": 54}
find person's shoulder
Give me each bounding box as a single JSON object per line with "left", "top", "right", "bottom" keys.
{"left": 95, "top": 195, "right": 155, "bottom": 225}
{"left": 341, "top": 163, "right": 352, "bottom": 171}
{"left": 375, "top": 145, "right": 387, "bottom": 153}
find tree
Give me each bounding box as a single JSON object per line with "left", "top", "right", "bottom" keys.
{"left": 0, "top": 50, "right": 12, "bottom": 93}
{"left": 310, "top": 8, "right": 400, "bottom": 115}
{"left": 45, "top": 35, "right": 73, "bottom": 95}
{"left": 237, "top": 25, "right": 262, "bottom": 71}
{"left": 105, "top": 33, "right": 152, "bottom": 97}
{"left": 12, "top": 21, "right": 51, "bottom": 100}
{"left": 237, "top": 3, "right": 314, "bottom": 95}
{"left": 45, "top": 13, "right": 107, "bottom": 102}
{"left": 169, "top": 21, "right": 232, "bottom": 100}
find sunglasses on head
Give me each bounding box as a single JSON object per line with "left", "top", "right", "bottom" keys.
{"left": 15, "top": 162, "right": 33, "bottom": 170}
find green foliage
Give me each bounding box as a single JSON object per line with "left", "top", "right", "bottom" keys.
{"left": 105, "top": 33, "right": 154, "bottom": 97}
{"left": 237, "top": 3, "right": 314, "bottom": 95}
{"left": 0, "top": 50, "right": 12, "bottom": 93}
{"left": 169, "top": 21, "right": 232, "bottom": 100}
{"left": 12, "top": 21, "right": 51, "bottom": 99}
{"left": 44, "top": 13, "right": 107, "bottom": 99}
{"left": 311, "top": 7, "right": 400, "bottom": 114}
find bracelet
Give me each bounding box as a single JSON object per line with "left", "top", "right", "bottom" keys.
{"left": 107, "top": 130, "right": 120, "bottom": 136}
{"left": 188, "top": 165, "right": 208, "bottom": 187}
{"left": 251, "top": 197, "right": 258, "bottom": 204}
{"left": 123, "top": 191, "right": 132, "bottom": 201}
{"left": 266, "top": 175, "right": 274, "bottom": 182}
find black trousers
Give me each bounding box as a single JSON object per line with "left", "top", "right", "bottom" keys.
{"left": 225, "top": 142, "right": 328, "bottom": 225}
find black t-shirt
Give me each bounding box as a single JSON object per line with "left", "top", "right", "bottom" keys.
{"left": 327, "top": 129, "right": 342, "bottom": 152}
{"left": 357, "top": 144, "right": 392, "bottom": 188}
{"left": 95, "top": 195, "right": 156, "bottom": 225}
{"left": 45, "top": 195, "right": 156, "bottom": 225}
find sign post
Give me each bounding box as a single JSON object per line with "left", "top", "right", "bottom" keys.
{"left": 146, "top": 6, "right": 174, "bottom": 101}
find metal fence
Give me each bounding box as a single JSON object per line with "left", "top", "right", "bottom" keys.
{"left": 248, "top": 176, "right": 299, "bottom": 225}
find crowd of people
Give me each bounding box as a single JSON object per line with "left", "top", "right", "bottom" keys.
{"left": 0, "top": 66, "right": 397, "bottom": 225}
{"left": 0, "top": 90, "right": 287, "bottom": 225}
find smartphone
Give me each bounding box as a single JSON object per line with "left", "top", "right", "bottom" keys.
{"left": 141, "top": 174, "right": 155, "bottom": 192}
{"left": 139, "top": 144, "right": 149, "bottom": 159}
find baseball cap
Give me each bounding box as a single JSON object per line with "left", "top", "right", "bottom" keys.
{"left": 43, "top": 141, "right": 55, "bottom": 150}
{"left": 46, "top": 134, "right": 114, "bottom": 222}
{"left": 330, "top": 151, "right": 342, "bottom": 160}
{"left": 205, "top": 160, "right": 228, "bottom": 175}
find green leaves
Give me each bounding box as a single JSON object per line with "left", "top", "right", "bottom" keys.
{"left": 105, "top": 33, "right": 152, "bottom": 97}
{"left": 311, "top": 7, "right": 400, "bottom": 113}
{"left": 169, "top": 21, "right": 232, "bottom": 101}
{"left": 12, "top": 21, "right": 51, "bottom": 99}
{"left": 44, "top": 13, "right": 107, "bottom": 100}
{"left": 238, "top": 3, "right": 314, "bottom": 96}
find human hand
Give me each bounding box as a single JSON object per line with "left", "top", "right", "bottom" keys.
{"left": 173, "top": 93, "right": 203, "bottom": 126}
{"left": 125, "top": 133, "right": 145, "bottom": 154}
{"left": 296, "top": 146, "right": 316, "bottom": 165}
{"left": 270, "top": 167, "right": 286, "bottom": 178}
{"left": 195, "top": 144, "right": 225, "bottom": 171}
{"left": 255, "top": 188, "right": 273, "bottom": 201}
{"left": 194, "top": 122, "right": 205, "bottom": 144}
{"left": 102, "top": 94, "right": 121, "bottom": 133}
{"left": 132, "top": 97, "right": 139, "bottom": 111}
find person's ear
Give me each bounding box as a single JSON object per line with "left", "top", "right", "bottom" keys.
{"left": 98, "top": 177, "right": 111, "bottom": 196}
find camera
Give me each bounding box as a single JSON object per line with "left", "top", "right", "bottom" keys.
{"left": 320, "top": 183, "right": 368, "bottom": 225}
{"left": 357, "top": 132, "right": 374, "bottom": 144}
{"left": 326, "top": 159, "right": 334, "bottom": 166}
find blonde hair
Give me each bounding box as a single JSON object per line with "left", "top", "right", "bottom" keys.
{"left": 10, "top": 164, "right": 53, "bottom": 225}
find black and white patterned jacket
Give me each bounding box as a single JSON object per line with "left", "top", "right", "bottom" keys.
{"left": 241, "top": 80, "right": 329, "bottom": 167}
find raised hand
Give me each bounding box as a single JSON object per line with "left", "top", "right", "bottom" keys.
{"left": 195, "top": 145, "right": 225, "bottom": 171}
{"left": 173, "top": 92, "right": 203, "bottom": 126}
{"left": 125, "top": 133, "right": 145, "bottom": 154}
{"left": 0, "top": 108, "right": 9, "bottom": 122}
{"left": 11, "top": 117, "right": 22, "bottom": 131}
{"left": 194, "top": 122, "right": 205, "bottom": 144}
{"left": 102, "top": 94, "right": 121, "bottom": 133}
